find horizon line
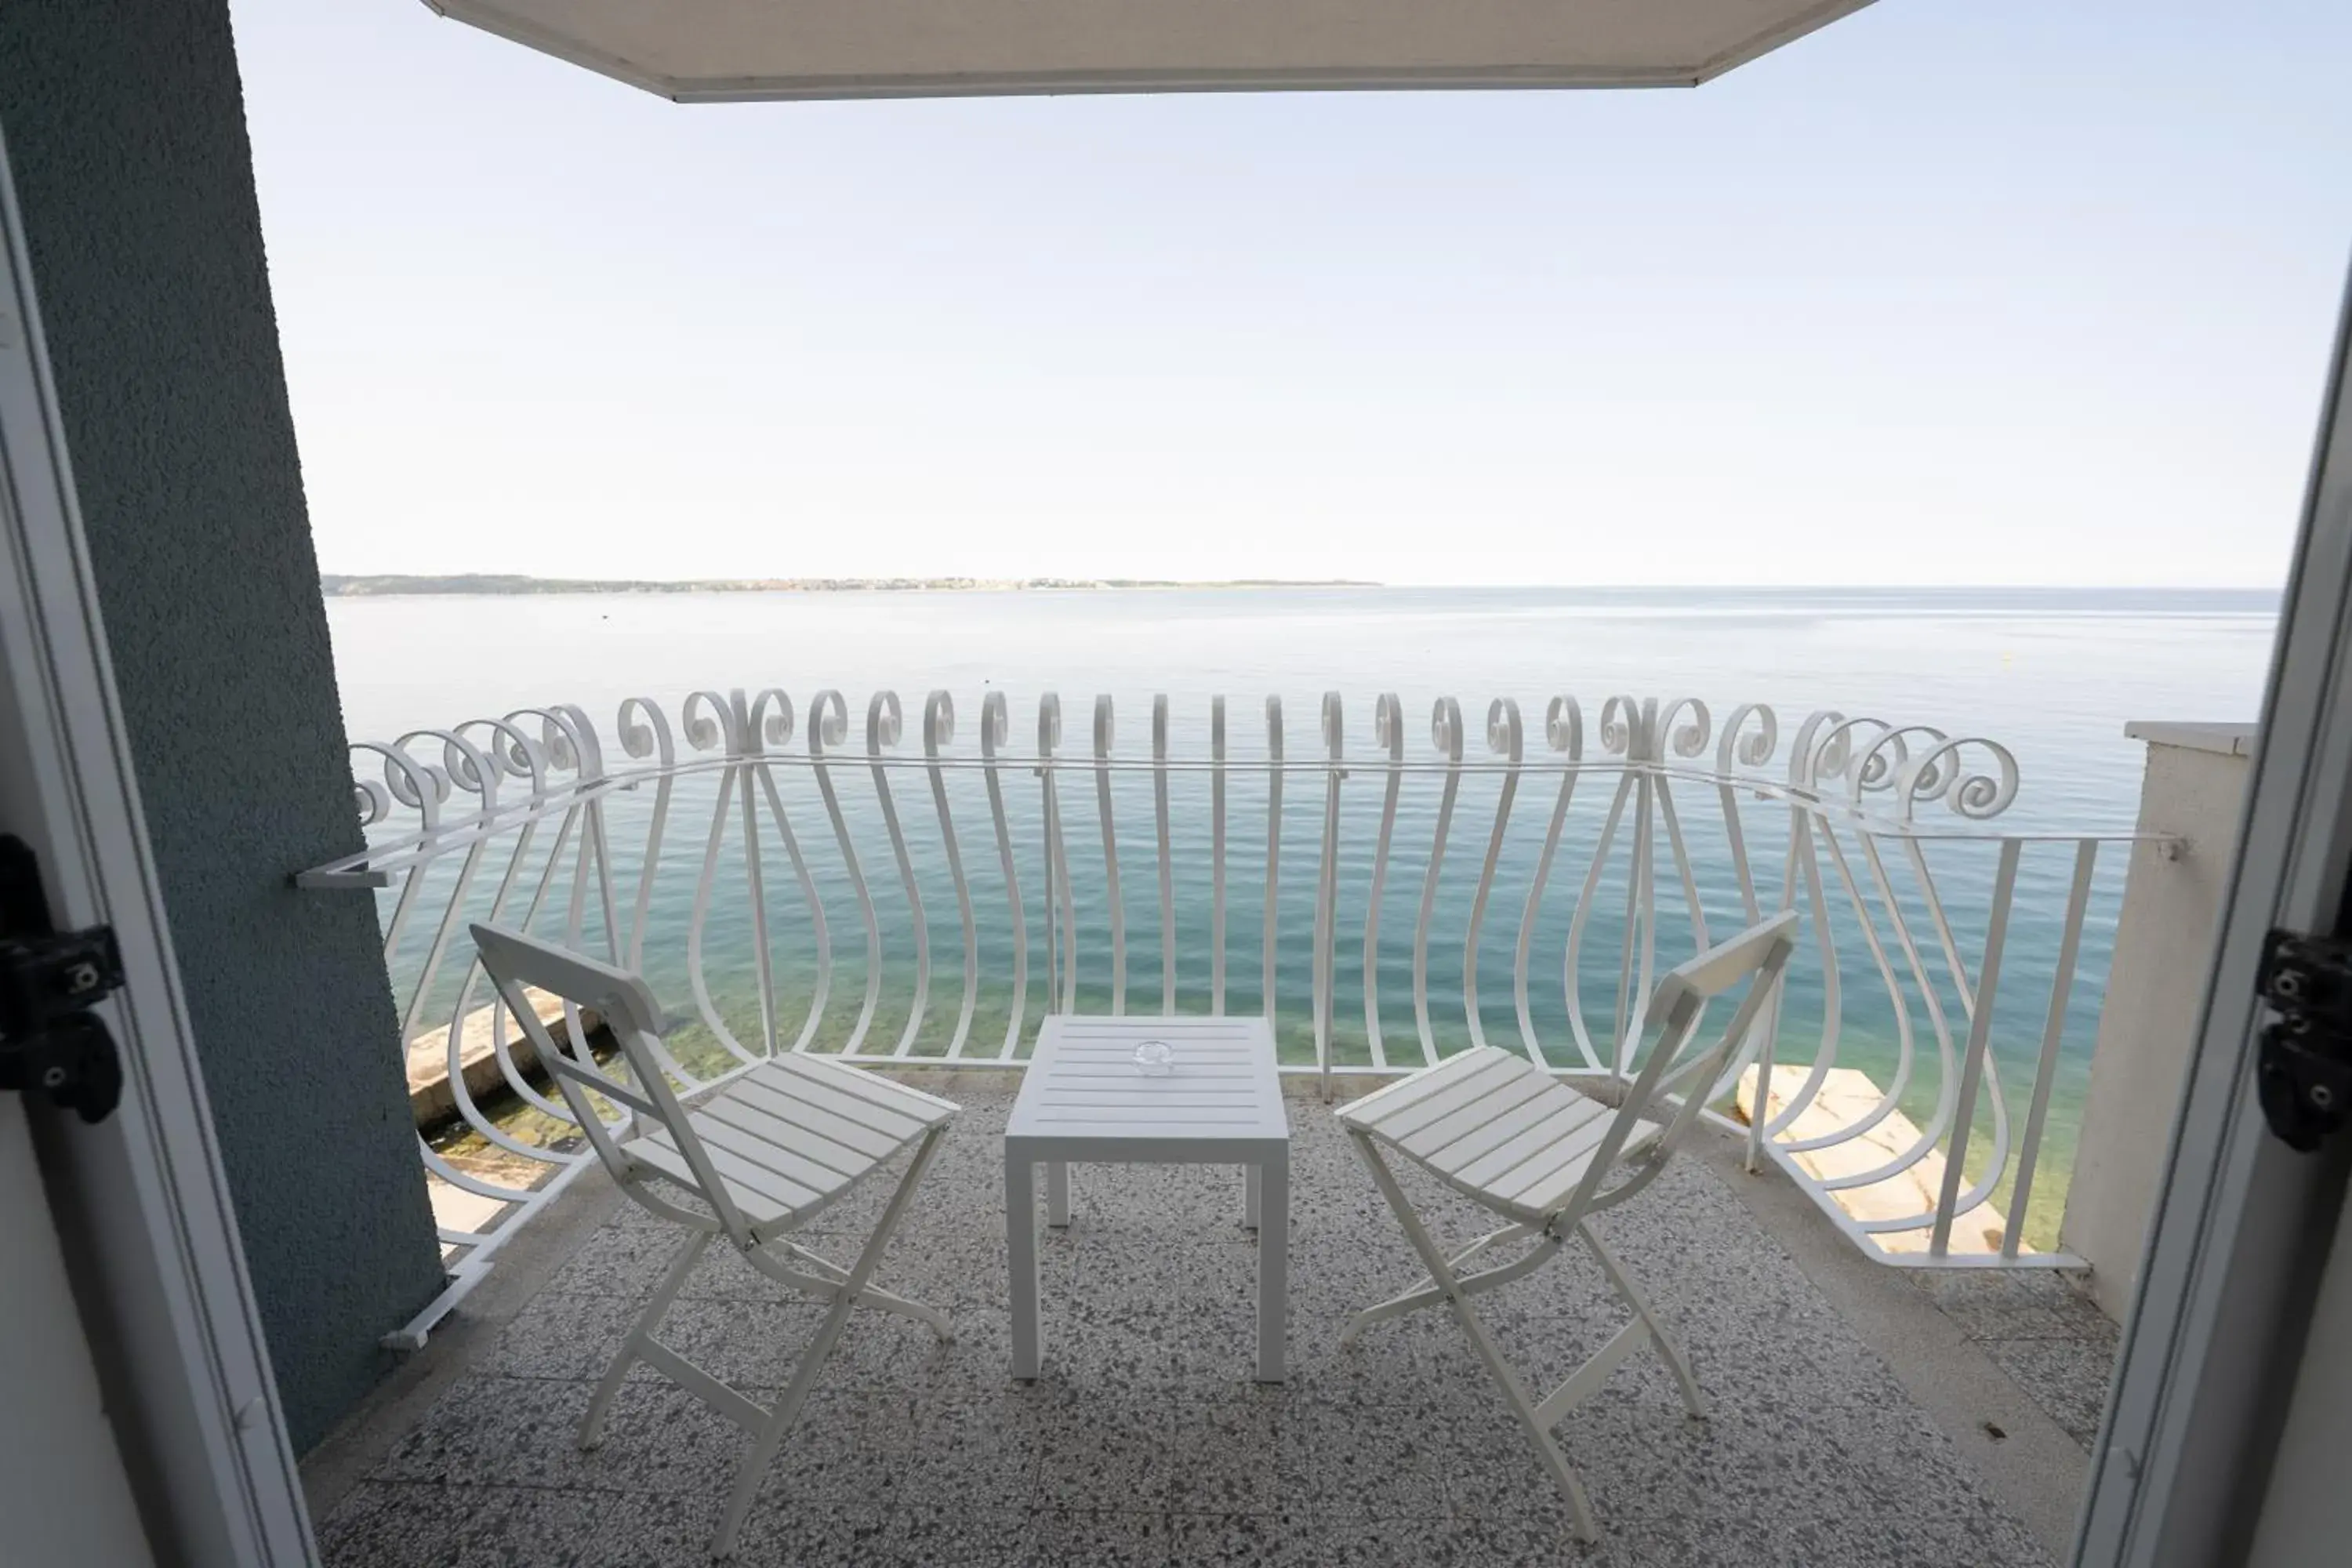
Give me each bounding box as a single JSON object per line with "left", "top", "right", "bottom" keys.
{"left": 316, "top": 571, "right": 2285, "bottom": 594}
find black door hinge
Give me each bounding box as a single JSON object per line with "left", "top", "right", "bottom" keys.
{"left": 0, "top": 835, "right": 123, "bottom": 1123}
{"left": 2256, "top": 928, "right": 2352, "bottom": 1152}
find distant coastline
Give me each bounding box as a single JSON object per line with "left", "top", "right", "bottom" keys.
{"left": 319, "top": 572, "right": 1379, "bottom": 597}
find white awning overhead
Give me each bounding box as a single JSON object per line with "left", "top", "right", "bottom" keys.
{"left": 423, "top": 0, "right": 1877, "bottom": 102}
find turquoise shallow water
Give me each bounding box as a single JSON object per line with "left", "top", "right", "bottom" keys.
{"left": 337, "top": 586, "right": 2279, "bottom": 1240}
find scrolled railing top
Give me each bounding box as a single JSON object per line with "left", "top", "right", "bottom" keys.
{"left": 303, "top": 688, "right": 2056, "bottom": 889}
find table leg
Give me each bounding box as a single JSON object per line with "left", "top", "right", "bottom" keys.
{"left": 1243, "top": 1163, "right": 1261, "bottom": 1230}
{"left": 1047, "top": 1160, "right": 1071, "bottom": 1229}
{"left": 1256, "top": 1152, "right": 1288, "bottom": 1382}
{"left": 1007, "top": 1147, "right": 1040, "bottom": 1380}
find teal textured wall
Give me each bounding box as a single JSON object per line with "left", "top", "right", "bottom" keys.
{"left": 0, "top": 0, "right": 445, "bottom": 1447}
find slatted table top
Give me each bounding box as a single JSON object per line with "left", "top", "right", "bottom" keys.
{"left": 1007, "top": 1015, "right": 1288, "bottom": 1151}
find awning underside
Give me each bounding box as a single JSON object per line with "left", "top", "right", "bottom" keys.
{"left": 425, "top": 0, "right": 1877, "bottom": 101}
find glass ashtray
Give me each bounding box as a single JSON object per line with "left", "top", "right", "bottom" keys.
{"left": 1133, "top": 1038, "right": 1175, "bottom": 1076}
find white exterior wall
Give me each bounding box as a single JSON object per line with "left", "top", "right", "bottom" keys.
{"left": 2060, "top": 722, "right": 2256, "bottom": 1319}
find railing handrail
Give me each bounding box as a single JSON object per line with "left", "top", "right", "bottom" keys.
{"left": 303, "top": 742, "right": 2167, "bottom": 892}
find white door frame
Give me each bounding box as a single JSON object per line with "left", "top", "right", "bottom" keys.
{"left": 2, "top": 41, "right": 2349, "bottom": 1568}
{"left": 2076, "top": 262, "right": 2352, "bottom": 1566}
{"left": 0, "top": 131, "right": 317, "bottom": 1565}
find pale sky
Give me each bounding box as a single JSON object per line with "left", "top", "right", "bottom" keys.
{"left": 230, "top": 2, "right": 2351, "bottom": 588}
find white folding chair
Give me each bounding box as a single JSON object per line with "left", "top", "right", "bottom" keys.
{"left": 1335, "top": 911, "right": 1798, "bottom": 1541}
{"left": 469, "top": 923, "right": 959, "bottom": 1559}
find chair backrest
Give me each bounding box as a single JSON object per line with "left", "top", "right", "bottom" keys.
{"left": 1567, "top": 909, "right": 1799, "bottom": 1221}
{"left": 469, "top": 923, "right": 756, "bottom": 1243}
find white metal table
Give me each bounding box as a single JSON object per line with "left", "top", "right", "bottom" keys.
{"left": 1005, "top": 1014, "right": 1290, "bottom": 1382}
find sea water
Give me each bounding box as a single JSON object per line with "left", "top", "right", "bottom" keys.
{"left": 332, "top": 586, "right": 2278, "bottom": 1240}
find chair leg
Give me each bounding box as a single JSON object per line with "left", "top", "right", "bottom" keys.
{"left": 579, "top": 1228, "right": 712, "bottom": 1450}
{"left": 1580, "top": 1222, "right": 1706, "bottom": 1421}
{"left": 710, "top": 1126, "right": 947, "bottom": 1559}
{"left": 1350, "top": 1136, "right": 1599, "bottom": 1542}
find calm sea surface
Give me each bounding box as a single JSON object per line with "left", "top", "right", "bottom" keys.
{"left": 332, "top": 586, "right": 2278, "bottom": 1238}
{"left": 328, "top": 585, "right": 2278, "bottom": 814}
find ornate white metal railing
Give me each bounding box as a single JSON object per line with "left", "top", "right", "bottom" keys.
{"left": 301, "top": 686, "right": 2159, "bottom": 1336}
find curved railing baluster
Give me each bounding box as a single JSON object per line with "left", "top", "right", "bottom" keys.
{"left": 810, "top": 690, "right": 883, "bottom": 1055}
{"left": 1512, "top": 699, "right": 1582, "bottom": 1065}
{"left": 554, "top": 796, "right": 595, "bottom": 990}
{"left": 1563, "top": 699, "right": 1642, "bottom": 1073}
{"left": 742, "top": 693, "right": 829, "bottom": 1054}
{"left": 2005, "top": 839, "right": 2099, "bottom": 1259}
{"left": 549, "top": 702, "right": 623, "bottom": 962}
{"left": 1263, "top": 696, "right": 1283, "bottom": 1027}
{"left": 419, "top": 747, "right": 598, "bottom": 1225}
{"left": 361, "top": 742, "right": 443, "bottom": 987}
{"left": 924, "top": 692, "right": 981, "bottom": 1058}
{"left": 525, "top": 705, "right": 635, "bottom": 1080}
{"left": 1903, "top": 832, "right": 2013, "bottom": 1234}
{"left": 1154, "top": 695, "right": 1175, "bottom": 1016}
{"left": 1771, "top": 720, "right": 1915, "bottom": 1148}
{"left": 1788, "top": 821, "right": 1958, "bottom": 1210}
{"left": 503, "top": 701, "right": 619, "bottom": 953}
{"left": 448, "top": 717, "right": 559, "bottom": 1106}
{"left": 1714, "top": 705, "right": 1776, "bottom": 935}
{"left": 615, "top": 697, "right": 675, "bottom": 972}
{"left": 1039, "top": 694, "right": 1075, "bottom": 1014}
{"left": 545, "top": 808, "right": 611, "bottom": 1083}
{"left": 1773, "top": 815, "right": 1913, "bottom": 1152}
{"left": 1094, "top": 695, "right": 1125, "bottom": 1016}
{"left": 1316, "top": 693, "right": 1344, "bottom": 1088}
{"left": 734, "top": 691, "right": 780, "bottom": 1059}
{"left": 1649, "top": 785, "right": 1707, "bottom": 1019}
{"left": 1855, "top": 825, "right": 1964, "bottom": 1138}
{"left": 440, "top": 720, "right": 601, "bottom": 1149}
{"left": 1461, "top": 699, "right": 1521, "bottom": 1053}
{"left": 1902, "top": 835, "right": 1998, "bottom": 1068}
{"left": 1745, "top": 710, "right": 1850, "bottom": 1168}
{"left": 980, "top": 693, "right": 1026, "bottom": 1057}
{"left": 868, "top": 691, "right": 929, "bottom": 1056}
{"left": 478, "top": 803, "right": 599, "bottom": 1124}
{"left": 564, "top": 759, "right": 637, "bottom": 1071}
{"left": 1771, "top": 719, "right": 2033, "bottom": 1249}
{"left": 1929, "top": 839, "right": 2023, "bottom": 1256}
{"left": 1704, "top": 703, "right": 1775, "bottom": 1097}
{"left": 1363, "top": 694, "right": 1405, "bottom": 1068}
{"left": 388, "top": 727, "right": 500, "bottom": 1054}
{"left": 1211, "top": 696, "right": 1228, "bottom": 1016}
{"left": 1412, "top": 699, "right": 1465, "bottom": 1065}
{"left": 676, "top": 691, "right": 763, "bottom": 1066}
{"left": 1615, "top": 699, "right": 1657, "bottom": 1073}
{"left": 1893, "top": 782, "right": 1982, "bottom": 1020}
{"left": 1650, "top": 699, "right": 1715, "bottom": 984}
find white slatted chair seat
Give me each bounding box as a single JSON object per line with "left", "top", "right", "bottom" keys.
{"left": 1338, "top": 1046, "right": 1661, "bottom": 1224}
{"left": 621, "top": 1055, "right": 953, "bottom": 1240}
{"left": 467, "top": 923, "right": 957, "bottom": 1560}
{"left": 1336, "top": 913, "right": 1798, "bottom": 1546}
